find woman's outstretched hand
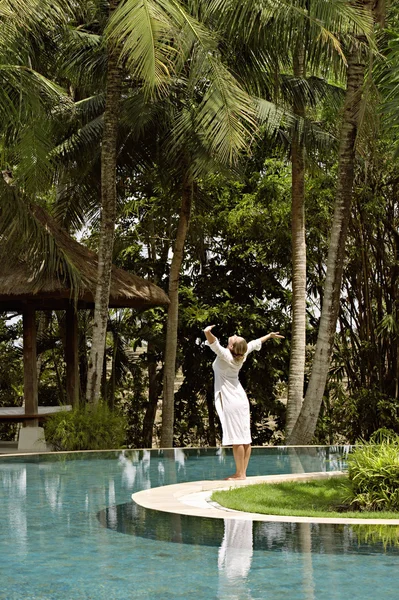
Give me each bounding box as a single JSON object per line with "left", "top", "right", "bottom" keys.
{"left": 269, "top": 332, "right": 285, "bottom": 339}
{"left": 204, "top": 325, "right": 217, "bottom": 344}
{"left": 260, "top": 331, "right": 285, "bottom": 343}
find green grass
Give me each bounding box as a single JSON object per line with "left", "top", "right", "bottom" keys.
{"left": 211, "top": 477, "right": 399, "bottom": 519}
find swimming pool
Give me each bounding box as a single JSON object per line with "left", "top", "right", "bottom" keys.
{"left": 0, "top": 446, "right": 398, "bottom": 599}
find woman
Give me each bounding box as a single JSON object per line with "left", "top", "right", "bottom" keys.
{"left": 204, "top": 324, "right": 284, "bottom": 479}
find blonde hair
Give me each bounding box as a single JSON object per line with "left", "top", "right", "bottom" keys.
{"left": 230, "top": 337, "right": 248, "bottom": 362}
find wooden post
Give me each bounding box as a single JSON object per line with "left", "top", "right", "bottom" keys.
{"left": 23, "top": 305, "right": 38, "bottom": 427}
{"left": 66, "top": 305, "right": 80, "bottom": 406}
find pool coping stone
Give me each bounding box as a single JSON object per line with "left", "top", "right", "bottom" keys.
{"left": 132, "top": 471, "right": 399, "bottom": 525}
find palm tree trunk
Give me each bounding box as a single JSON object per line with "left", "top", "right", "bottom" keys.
{"left": 79, "top": 318, "right": 88, "bottom": 401}
{"left": 142, "top": 341, "right": 161, "bottom": 447}
{"left": 108, "top": 335, "right": 117, "bottom": 410}
{"left": 86, "top": 15, "right": 121, "bottom": 404}
{"left": 287, "top": 40, "right": 368, "bottom": 445}
{"left": 206, "top": 389, "right": 217, "bottom": 446}
{"left": 286, "top": 46, "right": 307, "bottom": 437}
{"left": 160, "top": 178, "right": 193, "bottom": 447}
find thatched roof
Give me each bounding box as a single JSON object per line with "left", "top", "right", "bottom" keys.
{"left": 0, "top": 205, "right": 169, "bottom": 311}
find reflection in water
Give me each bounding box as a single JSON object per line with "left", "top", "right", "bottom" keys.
{"left": 174, "top": 448, "right": 187, "bottom": 473}
{"left": 1, "top": 464, "right": 28, "bottom": 557}
{"left": 100, "top": 501, "right": 225, "bottom": 544}
{"left": 117, "top": 448, "right": 188, "bottom": 490}
{"left": 218, "top": 519, "right": 253, "bottom": 600}
{"left": 99, "top": 499, "right": 399, "bottom": 561}
{"left": 299, "top": 523, "right": 315, "bottom": 600}
{"left": 352, "top": 524, "right": 399, "bottom": 548}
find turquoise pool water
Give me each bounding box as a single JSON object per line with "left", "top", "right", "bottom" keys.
{"left": 0, "top": 446, "right": 398, "bottom": 599}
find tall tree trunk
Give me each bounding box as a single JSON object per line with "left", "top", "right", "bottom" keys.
{"left": 288, "top": 38, "right": 369, "bottom": 445}
{"left": 206, "top": 389, "right": 217, "bottom": 446}
{"left": 142, "top": 222, "right": 168, "bottom": 447}
{"left": 86, "top": 13, "right": 121, "bottom": 404}
{"left": 142, "top": 341, "right": 161, "bottom": 447}
{"left": 286, "top": 45, "right": 307, "bottom": 437}
{"left": 108, "top": 334, "right": 117, "bottom": 410}
{"left": 160, "top": 178, "right": 193, "bottom": 447}
{"left": 79, "top": 317, "right": 88, "bottom": 401}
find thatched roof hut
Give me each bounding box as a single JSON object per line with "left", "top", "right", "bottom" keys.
{"left": 0, "top": 205, "right": 169, "bottom": 311}
{"left": 0, "top": 205, "right": 169, "bottom": 438}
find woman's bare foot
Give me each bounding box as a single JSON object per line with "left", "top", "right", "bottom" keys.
{"left": 224, "top": 474, "right": 246, "bottom": 480}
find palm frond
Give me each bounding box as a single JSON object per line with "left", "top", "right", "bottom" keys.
{"left": 256, "top": 98, "right": 293, "bottom": 135}
{"left": 74, "top": 94, "right": 106, "bottom": 122}
{"left": 52, "top": 172, "right": 101, "bottom": 232}
{"left": 53, "top": 115, "right": 103, "bottom": 163}
{"left": 189, "top": 56, "right": 257, "bottom": 165}
{"left": 57, "top": 28, "right": 107, "bottom": 87}
{"left": 0, "top": 0, "right": 74, "bottom": 28}
{"left": 106, "top": 0, "right": 182, "bottom": 93}
{"left": 378, "top": 32, "right": 399, "bottom": 152}
{"left": 0, "top": 65, "right": 69, "bottom": 125}
{"left": 206, "top": 0, "right": 374, "bottom": 49}
{"left": 0, "top": 181, "right": 83, "bottom": 296}
{"left": 120, "top": 89, "right": 159, "bottom": 137}
{"left": 11, "top": 119, "right": 55, "bottom": 194}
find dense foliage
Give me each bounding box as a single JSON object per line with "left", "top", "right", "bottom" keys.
{"left": 44, "top": 403, "right": 127, "bottom": 451}
{"left": 347, "top": 433, "right": 399, "bottom": 511}
{"left": 1, "top": 1, "right": 399, "bottom": 448}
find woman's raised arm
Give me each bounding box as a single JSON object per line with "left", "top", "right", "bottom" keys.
{"left": 259, "top": 332, "right": 285, "bottom": 344}
{"left": 203, "top": 324, "right": 217, "bottom": 344}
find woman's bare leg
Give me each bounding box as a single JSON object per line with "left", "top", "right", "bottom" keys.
{"left": 226, "top": 445, "right": 246, "bottom": 479}
{"left": 244, "top": 444, "right": 251, "bottom": 474}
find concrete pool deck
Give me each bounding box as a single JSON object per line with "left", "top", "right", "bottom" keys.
{"left": 132, "top": 471, "right": 399, "bottom": 525}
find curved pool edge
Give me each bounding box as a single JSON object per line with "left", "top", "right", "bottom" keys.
{"left": 132, "top": 471, "right": 399, "bottom": 525}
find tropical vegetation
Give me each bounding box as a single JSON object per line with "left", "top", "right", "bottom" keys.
{"left": 346, "top": 432, "right": 399, "bottom": 511}
{"left": 1, "top": 0, "right": 399, "bottom": 449}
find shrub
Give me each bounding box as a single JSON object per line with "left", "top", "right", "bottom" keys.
{"left": 44, "top": 402, "right": 127, "bottom": 451}
{"left": 347, "top": 435, "right": 399, "bottom": 511}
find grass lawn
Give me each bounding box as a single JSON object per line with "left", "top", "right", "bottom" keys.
{"left": 211, "top": 477, "right": 399, "bottom": 519}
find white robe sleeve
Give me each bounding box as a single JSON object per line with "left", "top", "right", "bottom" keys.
{"left": 205, "top": 338, "right": 236, "bottom": 365}
{"left": 245, "top": 339, "right": 262, "bottom": 356}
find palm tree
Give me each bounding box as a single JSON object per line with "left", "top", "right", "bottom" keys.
{"left": 0, "top": 0, "right": 376, "bottom": 442}
{"left": 85, "top": 0, "right": 122, "bottom": 403}
{"left": 288, "top": 0, "right": 380, "bottom": 444}
{"left": 287, "top": 41, "right": 307, "bottom": 437}
{"left": 140, "top": 62, "right": 258, "bottom": 448}
{"left": 68, "top": 0, "right": 259, "bottom": 411}
{"left": 161, "top": 176, "right": 193, "bottom": 447}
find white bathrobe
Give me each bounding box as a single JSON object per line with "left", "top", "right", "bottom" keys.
{"left": 206, "top": 338, "right": 262, "bottom": 445}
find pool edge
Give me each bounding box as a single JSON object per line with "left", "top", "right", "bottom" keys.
{"left": 132, "top": 472, "right": 399, "bottom": 525}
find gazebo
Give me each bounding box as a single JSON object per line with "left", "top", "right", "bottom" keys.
{"left": 0, "top": 205, "right": 169, "bottom": 449}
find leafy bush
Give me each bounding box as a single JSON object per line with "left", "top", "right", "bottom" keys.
{"left": 369, "top": 428, "right": 398, "bottom": 444}
{"left": 44, "top": 403, "right": 127, "bottom": 451}
{"left": 347, "top": 435, "right": 399, "bottom": 511}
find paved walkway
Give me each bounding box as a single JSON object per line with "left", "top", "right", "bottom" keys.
{"left": 132, "top": 471, "right": 399, "bottom": 525}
